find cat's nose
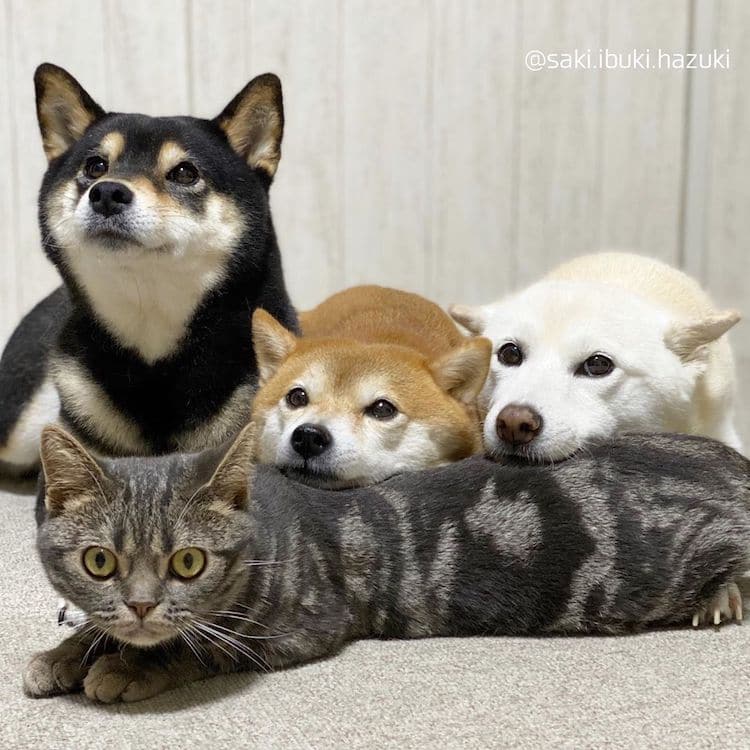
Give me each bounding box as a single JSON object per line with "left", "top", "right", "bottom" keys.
{"left": 496, "top": 404, "right": 543, "bottom": 446}
{"left": 126, "top": 600, "right": 157, "bottom": 620}
{"left": 291, "top": 423, "right": 332, "bottom": 458}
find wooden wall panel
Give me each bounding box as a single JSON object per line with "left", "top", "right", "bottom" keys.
{"left": 429, "top": 0, "right": 519, "bottom": 306}
{"left": 515, "top": 1, "right": 605, "bottom": 285}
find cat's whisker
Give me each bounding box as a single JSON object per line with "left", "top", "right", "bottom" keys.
{"left": 191, "top": 620, "right": 271, "bottom": 672}
{"left": 205, "top": 611, "right": 292, "bottom": 638}
{"left": 242, "top": 559, "right": 289, "bottom": 567}
{"left": 177, "top": 625, "right": 208, "bottom": 667}
{"left": 189, "top": 622, "right": 243, "bottom": 663}
{"left": 80, "top": 628, "right": 108, "bottom": 668}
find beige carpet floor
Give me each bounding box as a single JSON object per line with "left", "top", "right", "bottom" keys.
{"left": 2, "top": 485, "right": 750, "bottom": 749}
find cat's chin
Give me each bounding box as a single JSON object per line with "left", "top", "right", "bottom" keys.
{"left": 110, "top": 623, "right": 176, "bottom": 648}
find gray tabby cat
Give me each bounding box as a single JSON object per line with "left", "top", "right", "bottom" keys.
{"left": 24, "top": 424, "right": 750, "bottom": 703}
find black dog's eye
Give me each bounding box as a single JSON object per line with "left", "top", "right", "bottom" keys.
{"left": 576, "top": 354, "right": 615, "bottom": 378}
{"left": 365, "top": 399, "right": 398, "bottom": 420}
{"left": 166, "top": 161, "right": 200, "bottom": 186}
{"left": 84, "top": 156, "right": 108, "bottom": 180}
{"left": 286, "top": 387, "right": 308, "bottom": 408}
{"left": 497, "top": 342, "right": 523, "bottom": 367}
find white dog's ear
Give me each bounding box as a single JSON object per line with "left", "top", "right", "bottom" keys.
{"left": 448, "top": 304, "right": 487, "bottom": 335}
{"left": 430, "top": 337, "right": 492, "bottom": 404}
{"left": 252, "top": 309, "right": 297, "bottom": 383}
{"left": 664, "top": 310, "right": 741, "bottom": 362}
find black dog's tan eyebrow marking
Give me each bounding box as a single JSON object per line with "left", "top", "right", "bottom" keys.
{"left": 99, "top": 131, "right": 125, "bottom": 162}
{"left": 157, "top": 141, "right": 189, "bottom": 174}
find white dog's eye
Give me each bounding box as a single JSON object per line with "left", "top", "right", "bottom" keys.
{"left": 497, "top": 342, "right": 523, "bottom": 367}
{"left": 576, "top": 354, "right": 614, "bottom": 378}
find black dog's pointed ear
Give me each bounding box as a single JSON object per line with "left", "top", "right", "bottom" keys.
{"left": 34, "top": 63, "right": 105, "bottom": 162}
{"left": 214, "top": 73, "right": 284, "bottom": 180}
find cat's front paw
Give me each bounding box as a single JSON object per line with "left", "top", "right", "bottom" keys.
{"left": 692, "top": 582, "right": 743, "bottom": 627}
{"left": 23, "top": 648, "right": 87, "bottom": 698}
{"left": 84, "top": 652, "right": 170, "bottom": 703}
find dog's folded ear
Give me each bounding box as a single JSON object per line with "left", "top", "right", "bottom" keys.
{"left": 214, "top": 73, "right": 284, "bottom": 180}
{"left": 34, "top": 63, "right": 105, "bottom": 162}
{"left": 664, "top": 310, "right": 741, "bottom": 362}
{"left": 429, "top": 337, "right": 492, "bottom": 404}
{"left": 252, "top": 308, "right": 297, "bottom": 383}
{"left": 448, "top": 304, "right": 487, "bottom": 335}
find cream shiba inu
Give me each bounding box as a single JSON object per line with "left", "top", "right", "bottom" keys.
{"left": 450, "top": 252, "right": 742, "bottom": 463}
{"left": 251, "top": 286, "right": 491, "bottom": 488}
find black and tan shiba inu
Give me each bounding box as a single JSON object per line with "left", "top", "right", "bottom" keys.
{"left": 0, "top": 63, "right": 297, "bottom": 475}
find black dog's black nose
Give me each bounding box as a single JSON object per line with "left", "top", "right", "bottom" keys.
{"left": 89, "top": 181, "right": 133, "bottom": 217}
{"left": 291, "top": 423, "right": 332, "bottom": 459}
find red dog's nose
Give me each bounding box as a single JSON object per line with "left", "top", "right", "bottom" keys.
{"left": 496, "top": 404, "right": 543, "bottom": 446}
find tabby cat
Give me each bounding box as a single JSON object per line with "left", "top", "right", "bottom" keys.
{"left": 24, "top": 425, "right": 749, "bottom": 703}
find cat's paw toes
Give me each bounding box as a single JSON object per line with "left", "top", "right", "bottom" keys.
{"left": 84, "top": 653, "right": 168, "bottom": 703}
{"left": 692, "top": 582, "right": 743, "bottom": 628}
{"left": 23, "top": 651, "right": 85, "bottom": 697}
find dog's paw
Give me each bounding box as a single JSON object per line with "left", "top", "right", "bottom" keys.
{"left": 692, "top": 582, "right": 743, "bottom": 627}
{"left": 23, "top": 648, "right": 87, "bottom": 698}
{"left": 84, "top": 652, "right": 170, "bottom": 703}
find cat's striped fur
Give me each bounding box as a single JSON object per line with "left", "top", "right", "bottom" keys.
{"left": 24, "top": 427, "right": 750, "bottom": 702}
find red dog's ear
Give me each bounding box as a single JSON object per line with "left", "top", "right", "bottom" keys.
{"left": 430, "top": 337, "right": 492, "bottom": 404}
{"left": 252, "top": 308, "right": 297, "bottom": 383}
{"left": 35, "top": 63, "right": 105, "bottom": 161}
{"left": 214, "top": 73, "right": 284, "bottom": 179}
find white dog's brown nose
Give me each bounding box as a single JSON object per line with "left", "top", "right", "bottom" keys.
{"left": 496, "top": 404, "right": 543, "bottom": 446}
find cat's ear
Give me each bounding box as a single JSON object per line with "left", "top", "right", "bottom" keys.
{"left": 214, "top": 73, "right": 283, "bottom": 180}
{"left": 39, "top": 425, "right": 106, "bottom": 515}
{"left": 664, "top": 310, "right": 740, "bottom": 363}
{"left": 448, "top": 304, "right": 488, "bottom": 335}
{"left": 34, "top": 63, "right": 105, "bottom": 162}
{"left": 208, "top": 423, "right": 257, "bottom": 510}
{"left": 252, "top": 308, "right": 297, "bottom": 383}
{"left": 429, "top": 337, "right": 492, "bottom": 404}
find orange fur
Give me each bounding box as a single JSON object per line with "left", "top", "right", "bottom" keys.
{"left": 251, "top": 287, "right": 492, "bottom": 485}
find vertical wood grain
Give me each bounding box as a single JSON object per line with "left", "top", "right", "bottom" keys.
{"left": 515, "top": 1, "right": 605, "bottom": 284}
{"left": 341, "top": 0, "right": 432, "bottom": 293}
{"left": 103, "top": 0, "right": 189, "bottom": 114}
{"left": 429, "top": 0, "right": 519, "bottom": 307}
{"left": 187, "top": 0, "right": 250, "bottom": 117}
{"left": 7, "top": 0, "right": 108, "bottom": 324}
{"left": 250, "top": 0, "right": 342, "bottom": 309}
{"left": 0, "top": 0, "right": 18, "bottom": 345}
{"left": 599, "top": 0, "right": 690, "bottom": 263}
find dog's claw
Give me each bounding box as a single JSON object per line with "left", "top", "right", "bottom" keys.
{"left": 692, "top": 582, "right": 743, "bottom": 628}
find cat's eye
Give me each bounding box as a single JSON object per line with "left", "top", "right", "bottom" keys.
{"left": 170, "top": 547, "right": 206, "bottom": 579}
{"left": 83, "top": 546, "right": 117, "bottom": 579}
{"left": 497, "top": 342, "right": 523, "bottom": 367}
{"left": 576, "top": 353, "right": 615, "bottom": 378}
{"left": 365, "top": 399, "right": 398, "bottom": 420}
{"left": 84, "top": 156, "right": 108, "bottom": 180}
{"left": 166, "top": 161, "right": 200, "bottom": 186}
{"left": 286, "top": 387, "right": 308, "bottom": 408}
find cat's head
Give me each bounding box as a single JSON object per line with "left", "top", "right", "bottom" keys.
{"left": 37, "top": 424, "right": 257, "bottom": 648}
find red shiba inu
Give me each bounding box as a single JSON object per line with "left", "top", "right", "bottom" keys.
{"left": 250, "top": 286, "right": 491, "bottom": 487}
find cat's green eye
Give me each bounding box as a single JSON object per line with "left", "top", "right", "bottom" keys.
{"left": 170, "top": 547, "right": 206, "bottom": 580}
{"left": 83, "top": 546, "right": 117, "bottom": 579}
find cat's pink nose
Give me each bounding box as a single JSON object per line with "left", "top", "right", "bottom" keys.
{"left": 127, "top": 600, "right": 157, "bottom": 620}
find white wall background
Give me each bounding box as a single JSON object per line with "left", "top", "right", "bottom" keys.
{"left": 0, "top": 0, "right": 748, "bottom": 434}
